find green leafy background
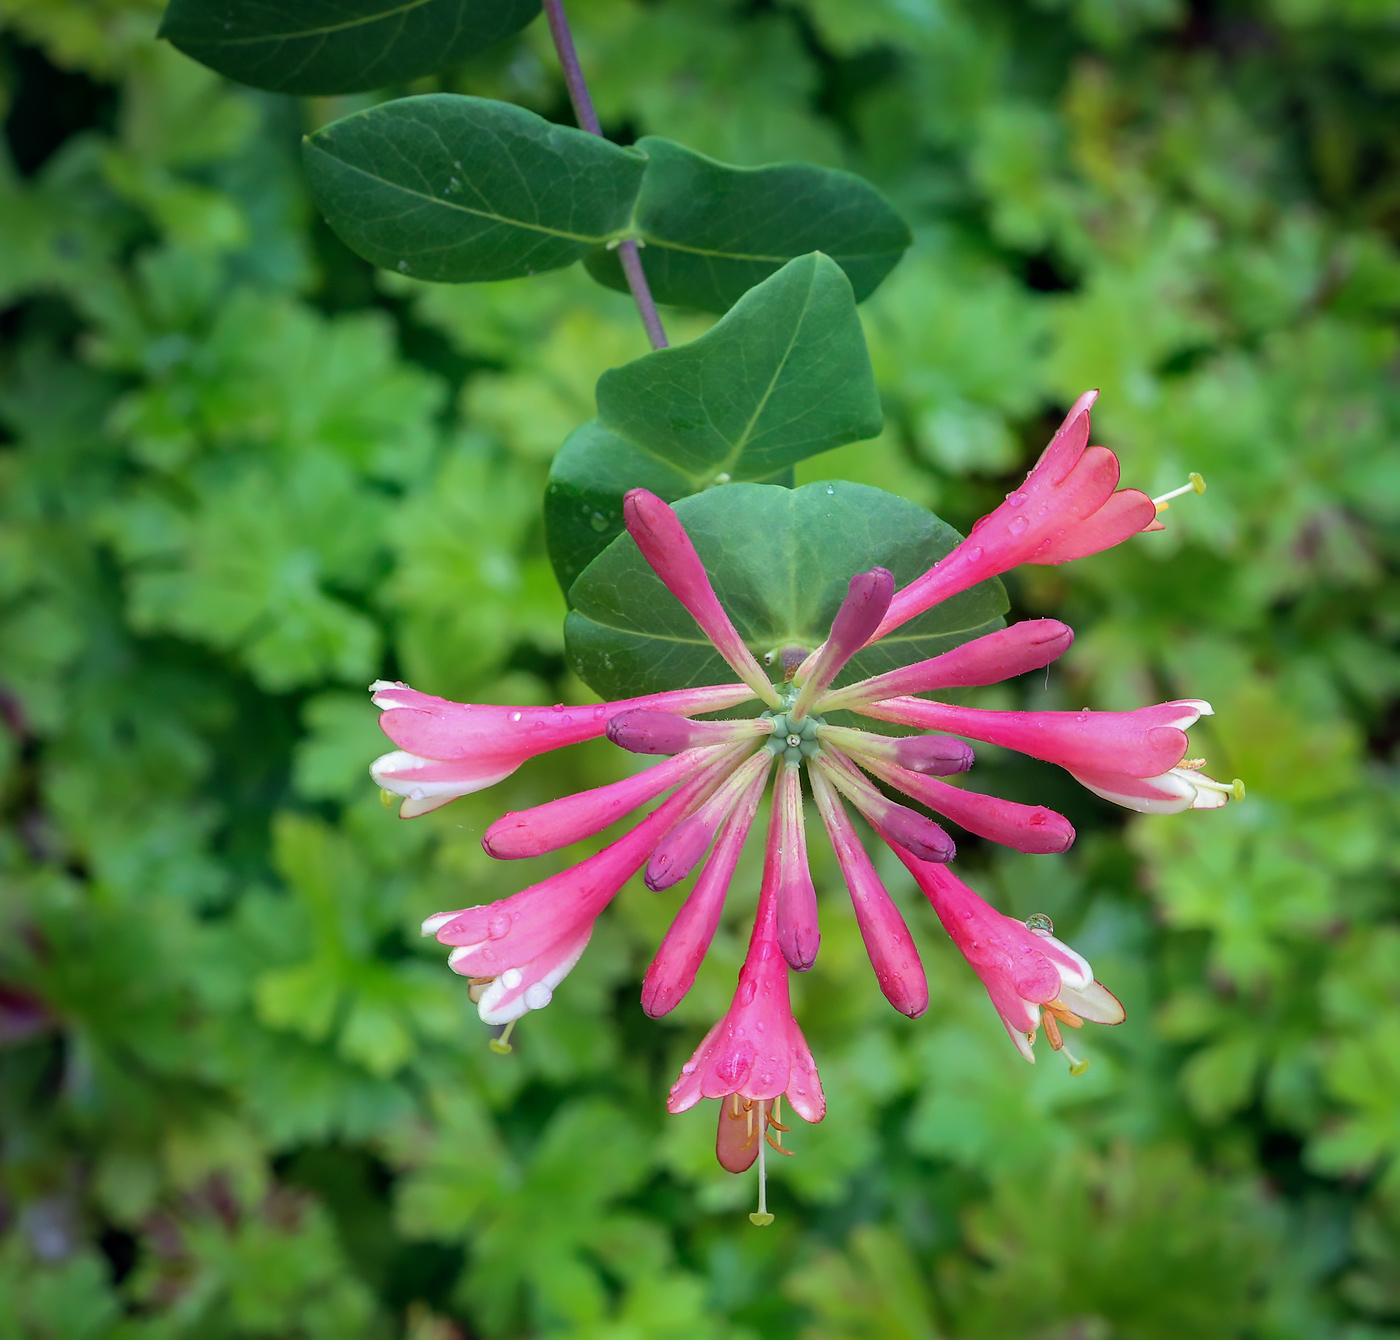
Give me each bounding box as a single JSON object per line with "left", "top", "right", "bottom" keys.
{"left": 2, "top": 1, "right": 1399, "bottom": 1337}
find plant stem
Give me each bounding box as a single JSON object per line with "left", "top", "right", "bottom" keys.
{"left": 541, "top": 0, "right": 668, "bottom": 350}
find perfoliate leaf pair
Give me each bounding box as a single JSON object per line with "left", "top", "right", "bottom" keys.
{"left": 301, "top": 96, "right": 909, "bottom": 311}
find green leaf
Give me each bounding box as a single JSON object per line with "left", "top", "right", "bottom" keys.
{"left": 584, "top": 137, "right": 911, "bottom": 312}
{"left": 159, "top": 0, "right": 541, "bottom": 96}
{"left": 303, "top": 95, "right": 646, "bottom": 283}
{"left": 565, "top": 481, "right": 1006, "bottom": 699}
{"left": 545, "top": 253, "right": 881, "bottom": 593}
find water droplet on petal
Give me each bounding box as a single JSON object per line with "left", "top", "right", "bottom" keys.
{"left": 509, "top": 711, "right": 522, "bottom": 723}
{"left": 681, "top": 1061, "right": 697, "bottom": 1075}
{"left": 1026, "top": 912, "right": 1054, "bottom": 934}
{"left": 1007, "top": 491, "right": 1028, "bottom": 507}
{"left": 1009, "top": 514, "right": 1030, "bottom": 535}
{"left": 964, "top": 545, "right": 984, "bottom": 563}
{"left": 487, "top": 914, "right": 510, "bottom": 939}
{"left": 740, "top": 981, "right": 756, "bottom": 1005}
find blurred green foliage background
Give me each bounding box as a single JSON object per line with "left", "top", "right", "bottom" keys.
{"left": 2, "top": 0, "right": 1400, "bottom": 1335}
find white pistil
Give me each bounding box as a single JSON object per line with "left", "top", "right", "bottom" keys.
{"left": 1153, "top": 472, "right": 1206, "bottom": 513}
{"left": 488, "top": 1020, "right": 516, "bottom": 1054}
{"left": 750, "top": 1104, "right": 774, "bottom": 1227}
{"left": 1192, "top": 774, "right": 1247, "bottom": 802}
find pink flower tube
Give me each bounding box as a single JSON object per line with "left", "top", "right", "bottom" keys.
{"left": 895, "top": 852, "right": 1123, "bottom": 1065}
{"left": 873, "top": 391, "right": 1159, "bottom": 641}
{"left": 371, "top": 679, "right": 755, "bottom": 817}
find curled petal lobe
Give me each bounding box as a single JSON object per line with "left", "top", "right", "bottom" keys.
{"left": 873, "top": 392, "right": 1158, "bottom": 640}
{"left": 893, "top": 852, "right": 1122, "bottom": 1061}
{"left": 456, "top": 923, "right": 593, "bottom": 1025}
{"left": 1070, "top": 764, "right": 1240, "bottom": 814}
{"left": 370, "top": 750, "right": 516, "bottom": 818}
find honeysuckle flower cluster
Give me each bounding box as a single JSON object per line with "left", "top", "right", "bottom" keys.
{"left": 371, "top": 390, "right": 1240, "bottom": 1223}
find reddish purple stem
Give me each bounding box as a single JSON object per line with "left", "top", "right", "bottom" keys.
{"left": 541, "top": 0, "right": 669, "bottom": 350}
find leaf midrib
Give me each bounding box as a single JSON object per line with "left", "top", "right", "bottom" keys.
{"left": 196, "top": 0, "right": 439, "bottom": 46}
{"left": 307, "top": 147, "right": 608, "bottom": 245}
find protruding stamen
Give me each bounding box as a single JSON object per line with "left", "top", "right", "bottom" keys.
{"left": 1153, "top": 472, "right": 1206, "bottom": 513}
{"left": 488, "top": 1020, "right": 517, "bottom": 1054}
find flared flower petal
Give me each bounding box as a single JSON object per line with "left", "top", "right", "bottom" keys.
{"left": 456, "top": 922, "right": 593, "bottom": 1025}
{"left": 424, "top": 767, "right": 721, "bottom": 1022}
{"left": 667, "top": 820, "right": 825, "bottom": 1123}
{"left": 873, "top": 392, "right": 1157, "bottom": 640}
{"left": 893, "top": 852, "right": 1123, "bottom": 1062}
{"left": 1070, "top": 764, "right": 1243, "bottom": 814}
{"left": 371, "top": 679, "right": 755, "bottom": 816}
{"left": 370, "top": 750, "right": 516, "bottom": 818}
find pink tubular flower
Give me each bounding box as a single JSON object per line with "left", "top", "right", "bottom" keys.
{"left": 373, "top": 391, "right": 1236, "bottom": 1218}
{"left": 872, "top": 391, "right": 1160, "bottom": 641}
{"left": 667, "top": 791, "right": 826, "bottom": 1222}
{"left": 370, "top": 679, "right": 756, "bottom": 817}
{"left": 894, "top": 851, "right": 1124, "bottom": 1066}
